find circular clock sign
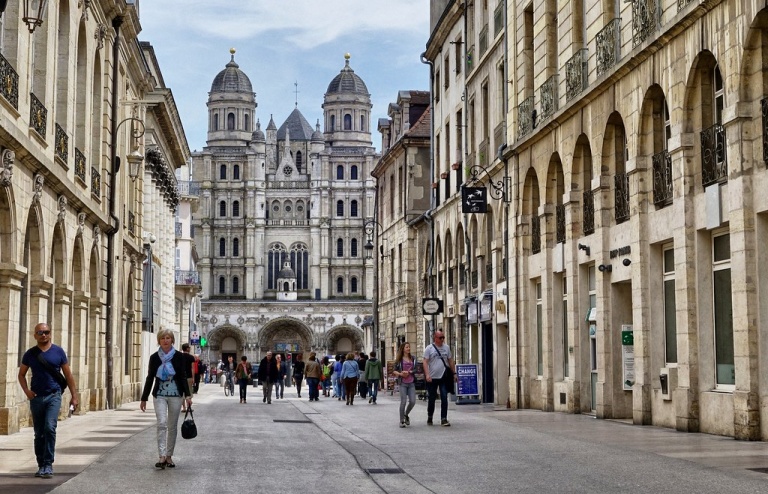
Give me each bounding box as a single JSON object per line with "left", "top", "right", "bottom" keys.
{"left": 422, "top": 298, "right": 443, "bottom": 315}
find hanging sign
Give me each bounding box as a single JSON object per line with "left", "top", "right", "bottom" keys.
{"left": 461, "top": 186, "right": 488, "bottom": 213}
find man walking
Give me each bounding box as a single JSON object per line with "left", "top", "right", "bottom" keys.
{"left": 18, "top": 323, "right": 79, "bottom": 478}
{"left": 363, "top": 351, "right": 383, "bottom": 404}
{"left": 180, "top": 343, "right": 196, "bottom": 412}
{"left": 423, "top": 331, "right": 456, "bottom": 426}
{"left": 258, "top": 351, "right": 278, "bottom": 404}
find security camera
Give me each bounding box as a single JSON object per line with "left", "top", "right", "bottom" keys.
{"left": 149, "top": 233, "right": 157, "bottom": 244}
{"left": 622, "top": 258, "right": 631, "bottom": 266}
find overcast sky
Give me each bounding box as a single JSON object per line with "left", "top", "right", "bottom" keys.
{"left": 137, "top": 0, "right": 431, "bottom": 153}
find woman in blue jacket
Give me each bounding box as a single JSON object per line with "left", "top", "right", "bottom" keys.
{"left": 340, "top": 353, "right": 360, "bottom": 405}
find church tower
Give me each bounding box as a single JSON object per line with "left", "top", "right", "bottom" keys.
{"left": 207, "top": 48, "right": 256, "bottom": 146}
{"left": 322, "top": 54, "right": 373, "bottom": 147}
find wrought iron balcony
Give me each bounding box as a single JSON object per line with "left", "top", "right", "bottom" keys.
{"left": 175, "top": 270, "right": 201, "bottom": 286}
{"left": 596, "top": 18, "right": 621, "bottom": 77}
{"left": 74, "top": 147, "right": 86, "bottom": 183}
{"left": 652, "top": 149, "right": 673, "bottom": 207}
{"left": 763, "top": 98, "right": 768, "bottom": 165}
{"left": 91, "top": 167, "right": 101, "bottom": 201}
{"left": 615, "top": 172, "right": 630, "bottom": 224}
{"left": 540, "top": 75, "right": 558, "bottom": 121}
{"left": 177, "top": 181, "right": 200, "bottom": 197}
{"left": 127, "top": 211, "right": 135, "bottom": 235}
{"left": 471, "top": 270, "right": 478, "bottom": 289}
{"left": 55, "top": 123, "right": 68, "bottom": 164}
{"left": 701, "top": 123, "right": 727, "bottom": 187}
{"left": 30, "top": 92, "right": 47, "bottom": 137}
{"left": 531, "top": 215, "right": 541, "bottom": 254}
{"left": 479, "top": 25, "right": 488, "bottom": 57}
{"left": 556, "top": 204, "right": 566, "bottom": 244}
{"left": 583, "top": 190, "right": 595, "bottom": 235}
{"left": 565, "top": 49, "right": 588, "bottom": 102}
{"left": 0, "top": 51, "right": 19, "bottom": 109}
{"left": 518, "top": 96, "right": 535, "bottom": 139}
{"left": 629, "top": 0, "right": 660, "bottom": 47}
{"left": 175, "top": 222, "right": 182, "bottom": 238}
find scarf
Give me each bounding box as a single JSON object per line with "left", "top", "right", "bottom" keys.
{"left": 156, "top": 347, "right": 176, "bottom": 381}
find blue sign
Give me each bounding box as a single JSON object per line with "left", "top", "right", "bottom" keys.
{"left": 456, "top": 364, "right": 479, "bottom": 397}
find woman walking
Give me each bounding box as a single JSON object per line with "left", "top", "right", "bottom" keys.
{"left": 235, "top": 356, "right": 252, "bottom": 404}
{"left": 292, "top": 353, "right": 305, "bottom": 398}
{"left": 304, "top": 352, "right": 322, "bottom": 402}
{"left": 140, "top": 328, "right": 192, "bottom": 469}
{"left": 393, "top": 342, "right": 417, "bottom": 428}
{"left": 340, "top": 353, "right": 360, "bottom": 405}
{"left": 274, "top": 354, "right": 286, "bottom": 399}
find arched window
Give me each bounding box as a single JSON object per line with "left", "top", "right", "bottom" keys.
{"left": 214, "top": 113, "right": 219, "bottom": 131}
{"left": 233, "top": 276, "right": 240, "bottom": 294}
{"left": 219, "top": 276, "right": 226, "bottom": 294}
{"left": 337, "top": 165, "right": 344, "bottom": 180}
{"left": 220, "top": 164, "right": 227, "bottom": 180}
{"left": 283, "top": 282, "right": 290, "bottom": 291}
{"left": 351, "top": 165, "right": 358, "bottom": 180}
{"left": 350, "top": 200, "right": 358, "bottom": 217}
{"left": 337, "top": 238, "right": 344, "bottom": 257}
{"left": 344, "top": 113, "right": 352, "bottom": 130}
{"left": 290, "top": 243, "right": 310, "bottom": 289}
{"left": 330, "top": 115, "right": 335, "bottom": 131}
{"left": 351, "top": 277, "right": 358, "bottom": 293}
{"left": 227, "top": 112, "right": 235, "bottom": 130}
{"left": 219, "top": 238, "right": 226, "bottom": 257}
{"left": 351, "top": 238, "right": 358, "bottom": 257}
{"left": 336, "top": 277, "right": 344, "bottom": 294}
{"left": 296, "top": 151, "right": 302, "bottom": 172}
{"left": 232, "top": 201, "right": 240, "bottom": 217}
{"left": 233, "top": 238, "right": 239, "bottom": 257}
{"left": 233, "top": 164, "right": 240, "bottom": 180}
{"left": 336, "top": 200, "right": 344, "bottom": 217}
{"left": 360, "top": 115, "right": 365, "bottom": 132}
{"left": 219, "top": 201, "right": 226, "bottom": 217}
{"left": 268, "top": 243, "right": 287, "bottom": 289}
{"left": 244, "top": 114, "right": 250, "bottom": 132}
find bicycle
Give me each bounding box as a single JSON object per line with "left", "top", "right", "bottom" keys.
{"left": 223, "top": 371, "right": 234, "bottom": 397}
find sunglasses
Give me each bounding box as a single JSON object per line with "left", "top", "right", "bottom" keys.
{"left": 436, "top": 336, "right": 445, "bottom": 340}
{"left": 36, "top": 330, "right": 51, "bottom": 336}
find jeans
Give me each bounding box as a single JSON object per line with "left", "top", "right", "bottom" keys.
{"left": 274, "top": 378, "right": 284, "bottom": 398}
{"left": 333, "top": 375, "right": 345, "bottom": 398}
{"left": 322, "top": 378, "right": 331, "bottom": 395}
{"left": 153, "top": 395, "right": 183, "bottom": 458}
{"left": 294, "top": 376, "right": 303, "bottom": 396}
{"left": 30, "top": 391, "right": 62, "bottom": 467}
{"left": 399, "top": 382, "right": 416, "bottom": 422}
{"left": 262, "top": 381, "right": 273, "bottom": 402}
{"left": 306, "top": 377, "right": 319, "bottom": 400}
{"left": 238, "top": 378, "right": 249, "bottom": 400}
{"left": 426, "top": 378, "right": 449, "bottom": 421}
{"left": 369, "top": 380, "right": 380, "bottom": 402}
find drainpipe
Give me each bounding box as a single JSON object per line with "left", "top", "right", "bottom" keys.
{"left": 419, "top": 52, "right": 436, "bottom": 331}
{"left": 105, "top": 15, "right": 124, "bottom": 410}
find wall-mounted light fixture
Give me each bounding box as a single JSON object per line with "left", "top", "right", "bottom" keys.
{"left": 622, "top": 258, "right": 631, "bottom": 266}
{"left": 578, "top": 243, "right": 590, "bottom": 256}
{"left": 23, "top": 0, "right": 49, "bottom": 33}
{"left": 598, "top": 264, "right": 612, "bottom": 273}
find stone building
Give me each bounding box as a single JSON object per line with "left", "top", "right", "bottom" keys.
{"left": 192, "top": 53, "right": 378, "bottom": 366}
{"left": 424, "top": 0, "right": 768, "bottom": 440}
{"left": 0, "top": 1, "right": 188, "bottom": 434}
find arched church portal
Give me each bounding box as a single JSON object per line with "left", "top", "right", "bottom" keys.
{"left": 326, "top": 325, "right": 364, "bottom": 357}
{"left": 258, "top": 317, "right": 313, "bottom": 356}
{"left": 207, "top": 325, "right": 248, "bottom": 362}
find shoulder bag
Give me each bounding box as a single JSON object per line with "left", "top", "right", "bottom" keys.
{"left": 432, "top": 344, "right": 455, "bottom": 394}
{"left": 31, "top": 347, "right": 68, "bottom": 389}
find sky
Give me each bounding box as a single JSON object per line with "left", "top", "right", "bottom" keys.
{"left": 137, "top": 0, "right": 431, "bottom": 153}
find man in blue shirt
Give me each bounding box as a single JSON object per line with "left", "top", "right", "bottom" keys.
{"left": 18, "top": 323, "right": 78, "bottom": 479}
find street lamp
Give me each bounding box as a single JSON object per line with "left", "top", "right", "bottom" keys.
{"left": 115, "top": 116, "right": 146, "bottom": 181}
{"left": 22, "top": 0, "right": 48, "bottom": 33}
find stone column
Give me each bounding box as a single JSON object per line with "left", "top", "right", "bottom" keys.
{"left": 0, "top": 264, "right": 26, "bottom": 434}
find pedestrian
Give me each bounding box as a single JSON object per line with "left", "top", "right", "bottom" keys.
{"left": 340, "top": 352, "right": 359, "bottom": 405}
{"left": 193, "top": 355, "right": 202, "bottom": 393}
{"left": 364, "top": 350, "right": 384, "bottom": 404}
{"left": 258, "top": 351, "right": 278, "bottom": 404}
{"left": 180, "top": 343, "right": 196, "bottom": 412}
{"left": 393, "top": 342, "right": 417, "bottom": 428}
{"left": 304, "top": 352, "right": 322, "bottom": 402}
{"left": 18, "top": 322, "right": 79, "bottom": 479}
{"left": 357, "top": 353, "right": 368, "bottom": 399}
{"left": 198, "top": 359, "right": 208, "bottom": 385}
{"left": 321, "top": 356, "right": 332, "bottom": 397}
{"left": 140, "top": 328, "right": 193, "bottom": 469}
{"left": 235, "top": 355, "right": 252, "bottom": 403}
{"left": 423, "top": 331, "right": 456, "bottom": 426}
{"left": 333, "top": 354, "right": 345, "bottom": 400}
{"left": 274, "top": 354, "right": 286, "bottom": 399}
{"left": 292, "top": 353, "right": 305, "bottom": 398}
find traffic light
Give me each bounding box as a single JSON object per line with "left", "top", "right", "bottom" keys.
{"left": 200, "top": 336, "right": 207, "bottom": 348}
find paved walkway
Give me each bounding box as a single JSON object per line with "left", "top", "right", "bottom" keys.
{"left": 2, "top": 382, "right": 768, "bottom": 493}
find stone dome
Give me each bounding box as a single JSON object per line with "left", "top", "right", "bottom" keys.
{"left": 311, "top": 120, "right": 324, "bottom": 142}
{"left": 251, "top": 120, "right": 265, "bottom": 142}
{"left": 278, "top": 261, "right": 296, "bottom": 279}
{"left": 211, "top": 49, "right": 253, "bottom": 94}
{"left": 326, "top": 54, "right": 368, "bottom": 95}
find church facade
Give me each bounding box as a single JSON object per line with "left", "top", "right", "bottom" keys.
{"left": 191, "top": 52, "right": 378, "bottom": 366}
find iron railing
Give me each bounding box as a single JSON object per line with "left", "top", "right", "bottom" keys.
{"left": 583, "top": 191, "right": 595, "bottom": 235}
{"left": 74, "top": 147, "right": 87, "bottom": 183}
{"left": 0, "top": 51, "right": 19, "bottom": 109}
{"left": 565, "top": 49, "right": 588, "bottom": 102}
{"left": 518, "top": 96, "right": 535, "bottom": 139}
{"left": 540, "top": 75, "right": 558, "bottom": 120}
{"left": 556, "top": 204, "right": 566, "bottom": 243}
{"left": 267, "top": 180, "right": 310, "bottom": 189}
{"left": 615, "top": 172, "right": 630, "bottom": 223}
{"left": 177, "top": 181, "right": 200, "bottom": 196}
{"left": 701, "top": 123, "right": 727, "bottom": 187}
{"left": 596, "top": 18, "right": 621, "bottom": 77}
{"left": 629, "top": 0, "right": 660, "bottom": 47}
{"left": 652, "top": 149, "right": 673, "bottom": 206}
{"left": 91, "top": 167, "right": 101, "bottom": 201}
{"left": 55, "top": 123, "right": 68, "bottom": 164}
{"left": 30, "top": 92, "right": 47, "bottom": 137}
{"left": 128, "top": 211, "right": 135, "bottom": 235}
{"left": 175, "top": 270, "right": 201, "bottom": 286}
{"left": 531, "top": 215, "right": 541, "bottom": 254}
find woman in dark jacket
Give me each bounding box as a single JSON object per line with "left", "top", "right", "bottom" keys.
{"left": 140, "top": 328, "right": 192, "bottom": 469}
{"left": 292, "top": 354, "right": 306, "bottom": 398}
{"left": 257, "top": 352, "right": 279, "bottom": 404}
